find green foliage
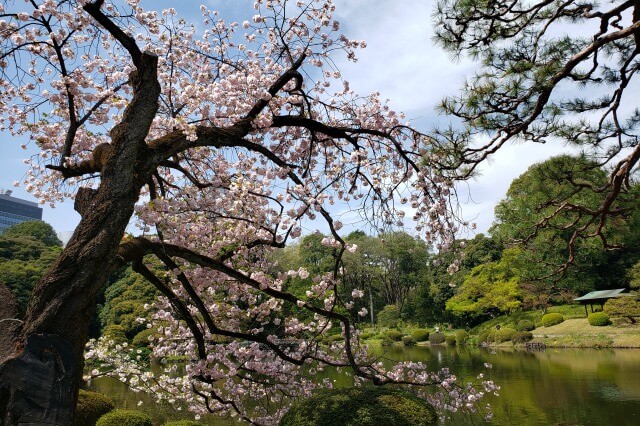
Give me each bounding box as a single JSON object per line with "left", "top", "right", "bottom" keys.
{"left": 103, "top": 324, "right": 128, "bottom": 344}
{"left": 402, "top": 336, "right": 415, "bottom": 346}
{"left": 491, "top": 327, "right": 517, "bottom": 343}
{"left": 279, "top": 386, "right": 437, "bottom": 426}
{"left": 629, "top": 262, "right": 640, "bottom": 290}
{"left": 131, "top": 328, "right": 154, "bottom": 348}
{"left": 604, "top": 296, "right": 640, "bottom": 323}
{"left": 445, "top": 335, "right": 456, "bottom": 346}
{"left": 385, "top": 330, "right": 403, "bottom": 342}
{"left": 99, "top": 267, "right": 159, "bottom": 340}
{"left": 588, "top": 312, "right": 610, "bottom": 327}
{"left": 75, "top": 390, "right": 115, "bottom": 426}
{"left": 512, "top": 331, "right": 533, "bottom": 344}
{"left": 455, "top": 330, "right": 468, "bottom": 345}
{"left": 429, "top": 332, "right": 445, "bottom": 345}
{"left": 446, "top": 249, "right": 522, "bottom": 321}
{"left": 0, "top": 221, "right": 62, "bottom": 315}
{"left": 411, "top": 328, "right": 430, "bottom": 342}
{"left": 163, "top": 421, "right": 206, "bottom": 426}
{"left": 96, "top": 409, "right": 152, "bottom": 426}
{"left": 1, "top": 220, "right": 61, "bottom": 246}
{"left": 542, "top": 313, "right": 564, "bottom": 327}
{"left": 377, "top": 305, "right": 401, "bottom": 328}
{"left": 516, "top": 320, "right": 535, "bottom": 332}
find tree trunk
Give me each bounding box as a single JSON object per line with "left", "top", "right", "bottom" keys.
{"left": 0, "top": 185, "right": 139, "bottom": 425}
{"left": 0, "top": 51, "right": 160, "bottom": 425}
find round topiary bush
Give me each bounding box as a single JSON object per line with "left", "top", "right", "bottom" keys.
{"left": 279, "top": 386, "right": 437, "bottom": 426}
{"left": 402, "top": 335, "right": 415, "bottom": 346}
{"left": 163, "top": 421, "right": 206, "bottom": 426}
{"left": 516, "top": 319, "right": 535, "bottom": 332}
{"left": 455, "top": 330, "right": 468, "bottom": 346}
{"left": 96, "top": 409, "right": 152, "bottom": 426}
{"left": 75, "top": 390, "right": 115, "bottom": 426}
{"left": 490, "top": 327, "right": 517, "bottom": 343}
{"left": 512, "top": 331, "right": 533, "bottom": 344}
{"left": 588, "top": 311, "right": 611, "bottom": 326}
{"left": 445, "top": 335, "right": 456, "bottom": 346}
{"left": 410, "top": 328, "right": 429, "bottom": 342}
{"left": 385, "top": 330, "right": 403, "bottom": 342}
{"left": 477, "top": 330, "right": 491, "bottom": 344}
{"left": 541, "top": 313, "right": 564, "bottom": 327}
{"left": 429, "top": 332, "right": 445, "bottom": 345}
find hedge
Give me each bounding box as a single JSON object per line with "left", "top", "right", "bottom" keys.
{"left": 541, "top": 313, "right": 564, "bottom": 327}
{"left": 512, "top": 331, "right": 533, "bottom": 344}
{"left": 96, "top": 409, "right": 152, "bottom": 426}
{"left": 385, "top": 330, "right": 403, "bottom": 342}
{"left": 445, "top": 335, "right": 456, "bottom": 346}
{"left": 516, "top": 320, "right": 535, "bottom": 332}
{"left": 75, "top": 390, "right": 115, "bottom": 426}
{"left": 455, "top": 330, "right": 468, "bottom": 346}
{"left": 279, "top": 386, "right": 437, "bottom": 426}
{"left": 429, "top": 332, "right": 446, "bottom": 345}
{"left": 588, "top": 312, "right": 610, "bottom": 327}
{"left": 402, "top": 336, "right": 415, "bottom": 346}
{"left": 411, "top": 329, "right": 430, "bottom": 342}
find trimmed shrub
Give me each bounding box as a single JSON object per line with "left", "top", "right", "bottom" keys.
{"left": 491, "top": 327, "right": 517, "bottom": 343}
{"left": 516, "top": 320, "right": 535, "bottom": 332}
{"left": 588, "top": 312, "right": 610, "bottom": 327}
{"left": 455, "top": 330, "right": 468, "bottom": 346}
{"left": 385, "top": 330, "right": 403, "bottom": 342}
{"left": 96, "top": 409, "right": 152, "bottom": 426}
{"left": 541, "top": 313, "right": 564, "bottom": 327}
{"left": 380, "top": 337, "right": 394, "bottom": 347}
{"left": 377, "top": 305, "right": 401, "bottom": 328}
{"left": 445, "top": 335, "right": 456, "bottom": 346}
{"left": 411, "top": 328, "right": 430, "bottom": 342}
{"left": 429, "top": 332, "right": 445, "bottom": 345}
{"left": 512, "top": 331, "right": 533, "bottom": 344}
{"left": 163, "top": 421, "right": 206, "bottom": 426}
{"left": 359, "top": 331, "right": 375, "bottom": 340}
{"left": 75, "top": 390, "right": 115, "bottom": 426}
{"left": 279, "top": 386, "right": 437, "bottom": 426}
{"left": 402, "top": 336, "right": 415, "bottom": 346}
{"left": 604, "top": 296, "right": 640, "bottom": 323}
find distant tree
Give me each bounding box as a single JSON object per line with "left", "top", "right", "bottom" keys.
{"left": 490, "top": 155, "right": 638, "bottom": 304}
{"left": 1, "top": 221, "right": 61, "bottom": 247}
{"left": 434, "top": 0, "right": 640, "bottom": 265}
{"left": 446, "top": 248, "right": 522, "bottom": 324}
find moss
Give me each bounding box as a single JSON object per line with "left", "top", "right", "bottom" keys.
{"left": 279, "top": 386, "right": 437, "bottom": 426}
{"left": 96, "top": 409, "right": 152, "bottom": 426}
{"left": 542, "top": 313, "right": 564, "bottom": 327}
{"left": 75, "top": 390, "right": 115, "bottom": 426}
{"left": 588, "top": 312, "right": 610, "bottom": 327}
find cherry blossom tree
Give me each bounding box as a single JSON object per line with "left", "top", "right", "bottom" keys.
{"left": 0, "top": 1, "right": 494, "bottom": 424}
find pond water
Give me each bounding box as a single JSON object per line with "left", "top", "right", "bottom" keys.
{"left": 90, "top": 346, "right": 640, "bottom": 425}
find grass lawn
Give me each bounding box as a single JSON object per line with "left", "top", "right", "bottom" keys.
{"left": 531, "top": 318, "right": 640, "bottom": 348}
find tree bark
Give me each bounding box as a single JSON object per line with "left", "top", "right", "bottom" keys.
{"left": 0, "top": 52, "right": 160, "bottom": 425}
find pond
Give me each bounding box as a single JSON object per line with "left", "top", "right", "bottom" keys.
{"left": 90, "top": 346, "right": 640, "bottom": 425}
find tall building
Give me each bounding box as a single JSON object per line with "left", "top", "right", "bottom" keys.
{"left": 0, "top": 189, "right": 43, "bottom": 234}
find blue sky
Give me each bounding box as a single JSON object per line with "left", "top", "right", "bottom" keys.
{"left": 0, "top": 0, "right": 569, "bottom": 236}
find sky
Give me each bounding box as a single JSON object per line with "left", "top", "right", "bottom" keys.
{"left": 0, "top": 0, "right": 572, "bottom": 238}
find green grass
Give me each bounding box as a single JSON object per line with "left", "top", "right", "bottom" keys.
{"left": 531, "top": 318, "right": 640, "bottom": 348}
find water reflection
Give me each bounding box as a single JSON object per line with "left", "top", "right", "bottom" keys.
{"left": 91, "top": 347, "right": 640, "bottom": 425}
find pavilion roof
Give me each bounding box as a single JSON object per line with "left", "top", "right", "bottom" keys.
{"left": 574, "top": 288, "right": 627, "bottom": 302}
